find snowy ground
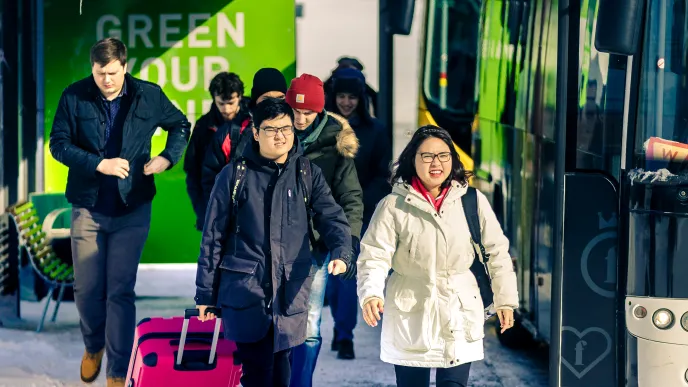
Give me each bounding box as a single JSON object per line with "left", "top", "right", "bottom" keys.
{"left": 0, "top": 266, "right": 548, "bottom": 386}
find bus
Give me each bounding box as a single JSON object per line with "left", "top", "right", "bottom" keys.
{"left": 414, "top": 0, "right": 688, "bottom": 385}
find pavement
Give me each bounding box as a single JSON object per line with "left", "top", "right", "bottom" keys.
{"left": 0, "top": 266, "right": 548, "bottom": 386}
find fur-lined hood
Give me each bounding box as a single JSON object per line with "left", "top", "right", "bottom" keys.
{"left": 326, "top": 112, "right": 359, "bottom": 159}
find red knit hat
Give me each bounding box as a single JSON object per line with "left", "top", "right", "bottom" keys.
{"left": 286, "top": 74, "right": 325, "bottom": 113}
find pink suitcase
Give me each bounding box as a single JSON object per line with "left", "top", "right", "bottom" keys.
{"left": 125, "top": 308, "right": 242, "bottom": 387}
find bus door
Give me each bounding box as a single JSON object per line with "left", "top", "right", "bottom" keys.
{"left": 550, "top": 0, "right": 627, "bottom": 385}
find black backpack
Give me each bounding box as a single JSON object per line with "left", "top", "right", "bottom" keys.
{"left": 461, "top": 187, "right": 497, "bottom": 320}
{"left": 229, "top": 157, "right": 314, "bottom": 241}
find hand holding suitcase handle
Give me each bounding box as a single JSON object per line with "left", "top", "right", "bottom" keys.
{"left": 187, "top": 306, "right": 221, "bottom": 320}
{"left": 176, "top": 308, "right": 222, "bottom": 367}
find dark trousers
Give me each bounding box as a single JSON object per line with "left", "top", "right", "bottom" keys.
{"left": 326, "top": 275, "right": 358, "bottom": 341}
{"left": 235, "top": 324, "right": 292, "bottom": 387}
{"left": 394, "top": 363, "right": 472, "bottom": 387}
{"left": 71, "top": 202, "right": 151, "bottom": 378}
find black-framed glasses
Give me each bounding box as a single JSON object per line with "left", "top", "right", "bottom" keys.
{"left": 260, "top": 125, "right": 294, "bottom": 137}
{"left": 417, "top": 152, "right": 451, "bottom": 163}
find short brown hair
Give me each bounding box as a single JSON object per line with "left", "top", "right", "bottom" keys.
{"left": 90, "top": 37, "right": 127, "bottom": 67}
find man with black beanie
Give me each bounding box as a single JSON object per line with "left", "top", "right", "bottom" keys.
{"left": 199, "top": 68, "right": 288, "bottom": 215}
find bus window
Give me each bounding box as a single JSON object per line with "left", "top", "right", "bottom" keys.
{"left": 423, "top": 0, "right": 481, "bottom": 115}
{"left": 634, "top": 0, "right": 688, "bottom": 176}
{"left": 575, "top": 0, "right": 625, "bottom": 181}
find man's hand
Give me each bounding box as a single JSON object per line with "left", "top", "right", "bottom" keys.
{"left": 497, "top": 308, "right": 515, "bottom": 334}
{"left": 328, "top": 259, "right": 347, "bottom": 276}
{"left": 196, "top": 305, "right": 217, "bottom": 322}
{"left": 144, "top": 156, "right": 171, "bottom": 175}
{"left": 96, "top": 158, "right": 129, "bottom": 179}
{"left": 362, "top": 298, "right": 384, "bottom": 327}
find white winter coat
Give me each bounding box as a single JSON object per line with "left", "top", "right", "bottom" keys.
{"left": 357, "top": 181, "right": 519, "bottom": 368}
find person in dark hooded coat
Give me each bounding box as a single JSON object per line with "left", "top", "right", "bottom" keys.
{"left": 194, "top": 97, "right": 352, "bottom": 387}
{"left": 324, "top": 67, "right": 393, "bottom": 360}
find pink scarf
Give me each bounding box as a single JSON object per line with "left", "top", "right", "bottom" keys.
{"left": 411, "top": 176, "right": 450, "bottom": 211}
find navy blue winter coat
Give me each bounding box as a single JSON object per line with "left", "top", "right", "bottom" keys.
{"left": 194, "top": 140, "right": 352, "bottom": 352}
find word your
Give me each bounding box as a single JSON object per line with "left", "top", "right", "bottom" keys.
{"left": 126, "top": 56, "right": 229, "bottom": 91}
{"left": 97, "top": 12, "right": 245, "bottom": 49}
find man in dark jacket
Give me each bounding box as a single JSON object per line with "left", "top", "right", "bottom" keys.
{"left": 194, "top": 98, "right": 352, "bottom": 387}
{"left": 285, "top": 73, "right": 364, "bottom": 386}
{"left": 325, "top": 67, "right": 392, "bottom": 359}
{"left": 183, "top": 72, "right": 249, "bottom": 230}
{"left": 48, "top": 38, "right": 190, "bottom": 387}
{"left": 200, "top": 67, "right": 287, "bottom": 212}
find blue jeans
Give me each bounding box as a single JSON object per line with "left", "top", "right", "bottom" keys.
{"left": 326, "top": 275, "right": 358, "bottom": 341}
{"left": 290, "top": 254, "right": 330, "bottom": 387}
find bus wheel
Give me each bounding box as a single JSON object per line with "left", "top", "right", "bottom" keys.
{"left": 494, "top": 316, "right": 534, "bottom": 349}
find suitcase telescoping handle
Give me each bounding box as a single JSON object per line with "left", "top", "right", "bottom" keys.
{"left": 176, "top": 308, "right": 222, "bottom": 367}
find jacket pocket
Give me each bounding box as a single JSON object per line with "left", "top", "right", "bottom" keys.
{"left": 217, "top": 258, "right": 260, "bottom": 309}
{"left": 456, "top": 289, "right": 486, "bottom": 342}
{"left": 282, "top": 260, "right": 313, "bottom": 316}
{"left": 388, "top": 287, "right": 433, "bottom": 352}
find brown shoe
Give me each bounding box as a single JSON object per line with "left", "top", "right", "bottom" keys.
{"left": 80, "top": 348, "right": 105, "bottom": 383}
{"left": 106, "top": 377, "right": 126, "bottom": 387}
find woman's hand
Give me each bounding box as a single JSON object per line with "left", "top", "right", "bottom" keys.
{"left": 497, "top": 308, "right": 515, "bottom": 333}
{"left": 196, "top": 305, "right": 217, "bottom": 322}
{"left": 362, "top": 298, "right": 384, "bottom": 327}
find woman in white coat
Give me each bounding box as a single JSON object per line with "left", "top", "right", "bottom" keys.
{"left": 356, "top": 126, "right": 519, "bottom": 386}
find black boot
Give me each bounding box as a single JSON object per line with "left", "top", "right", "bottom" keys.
{"left": 337, "top": 339, "right": 355, "bottom": 360}
{"left": 331, "top": 328, "right": 339, "bottom": 351}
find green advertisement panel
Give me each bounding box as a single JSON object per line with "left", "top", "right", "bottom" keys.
{"left": 43, "top": 0, "right": 296, "bottom": 263}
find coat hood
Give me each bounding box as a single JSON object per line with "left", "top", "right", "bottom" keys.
{"left": 326, "top": 112, "right": 359, "bottom": 159}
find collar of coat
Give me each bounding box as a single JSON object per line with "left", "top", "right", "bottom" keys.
{"left": 304, "top": 112, "right": 360, "bottom": 159}
{"left": 392, "top": 180, "right": 468, "bottom": 214}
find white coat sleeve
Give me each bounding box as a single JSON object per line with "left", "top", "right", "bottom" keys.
{"left": 356, "top": 196, "right": 398, "bottom": 308}
{"left": 477, "top": 190, "right": 519, "bottom": 309}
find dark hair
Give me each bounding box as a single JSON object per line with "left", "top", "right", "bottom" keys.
{"left": 390, "top": 125, "right": 473, "bottom": 187}
{"left": 253, "top": 97, "right": 295, "bottom": 129}
{"left": 209, "top": 72, "right": 244, "bottom": 100}
{"left": 90, "top": 38, "right": 127, "bottom": 67}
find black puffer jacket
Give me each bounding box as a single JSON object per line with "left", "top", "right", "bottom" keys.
{"left": 195, "top": 141, "right": 351, "bottom": 351}
{"left": 49, "top": 74, "right": 190, "bottom": 209}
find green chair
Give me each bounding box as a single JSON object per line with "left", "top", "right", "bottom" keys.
{"left": 6, "top": 195, "right": 73, "bottom": 332}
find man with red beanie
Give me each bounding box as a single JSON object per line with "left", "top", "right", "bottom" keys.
{"left": 286, "top": 73, "right": 363, "bottom": 386}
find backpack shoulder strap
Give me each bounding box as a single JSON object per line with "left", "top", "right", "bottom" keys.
{"left": 298, "top": 156, "right": 313, "bottom": 206}
{"left": 228, "top": 119, "right": 252, "bottom": 164}
{"left": 461, "top": 187, "right": 490, "bottom": 263}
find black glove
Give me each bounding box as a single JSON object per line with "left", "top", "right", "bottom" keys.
{"left": 340, "top": 236, "right": 360, "bottom": 281}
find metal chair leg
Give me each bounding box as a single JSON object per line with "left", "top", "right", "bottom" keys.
{"left": 51, "top": 284, "right": 66, "bottom": 322}
{"left": 37, "top": 287, "right": 54, "bottom": 333}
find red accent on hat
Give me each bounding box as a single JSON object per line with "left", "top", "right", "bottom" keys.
{"left": 286, "top": 74, "right": 325, "bottom": 113}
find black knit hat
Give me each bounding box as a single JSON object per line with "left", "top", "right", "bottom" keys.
{"left": 250, "top": 68, "right": 288, "bottom": 106}
{"left": 332, "top": 68, "right": 366, "bottom": 97}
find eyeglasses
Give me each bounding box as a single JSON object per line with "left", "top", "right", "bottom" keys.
{"left": 260, "top": 125, "right": 294, "bottom": 137}
{"left": 417, "top": 152, "right": 451, "bottom": 163}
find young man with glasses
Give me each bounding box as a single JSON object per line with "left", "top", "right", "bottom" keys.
{"left": 194, "top": 97, "right": 352, "bottom": 387}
